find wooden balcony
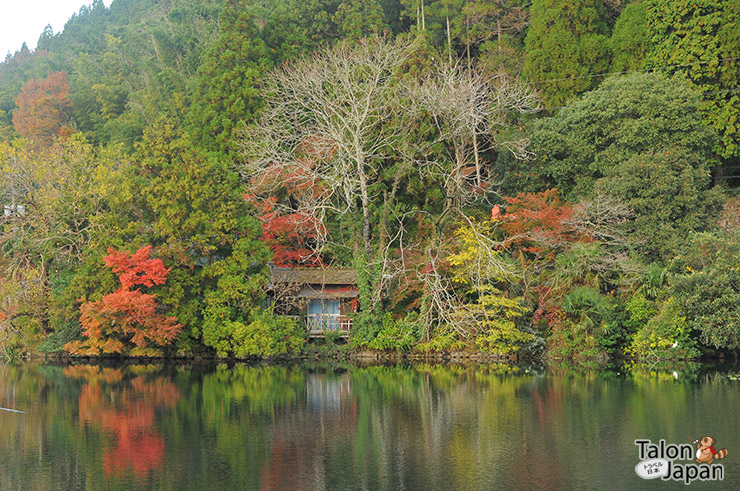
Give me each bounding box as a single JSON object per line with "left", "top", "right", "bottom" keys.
{"left": 307, "top": 314, "right": 352, "bottom": 338}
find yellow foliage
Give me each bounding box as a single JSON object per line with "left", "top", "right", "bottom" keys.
{"left": 446, "top": 218, "right": 533, "bottom": 354}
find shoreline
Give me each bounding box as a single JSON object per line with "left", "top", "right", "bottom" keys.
{"left": 16, "top": 349, "right": 729, "bottom": 367}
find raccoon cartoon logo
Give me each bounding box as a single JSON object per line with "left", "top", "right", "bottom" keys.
{"left": 695, "top": 436, "right": 728, "bottom": 464}
{"left": 636, "top": 438, "right": 728, "bottom": 484}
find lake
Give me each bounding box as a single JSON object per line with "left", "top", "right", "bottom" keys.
{"left": 1, "top": 360, "right": 739, "bottom": 490}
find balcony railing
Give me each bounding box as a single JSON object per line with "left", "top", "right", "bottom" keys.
{"left": 307, "top": 314, "right": 352, "bottom": 336}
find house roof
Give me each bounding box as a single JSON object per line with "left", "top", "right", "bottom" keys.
{"left": 295, "top": 285, "right": 359, "bottom": 299}
{"left": 269, "top": 265, "right": 358, "bottom": 287}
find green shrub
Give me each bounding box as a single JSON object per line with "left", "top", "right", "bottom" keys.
{"left": 37, "top": 321, "right": 83, "bottom": 354}
{"left": 670, "top": 231, "right": 740, "bottom": 350}
{"left": 367, "top": 313, "right": 421, "bottom": 351}
{"left": 231, "top": 311, "right": 305, "bottom": 358}
{"left": 626, "top": 297, "right": 699, "bottom": 360}
{"left": 414, "top": 330, "right": 468, "bottom": 353}
{"left": 548, "top": 286, "right": 618, "bottom": 360}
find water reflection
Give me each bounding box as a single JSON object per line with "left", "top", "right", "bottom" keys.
{"left": 65, "top": 365, "right": 179, "bottom": 479}
{"left": 1, "top": 361, "right": 740, "bottom": 490}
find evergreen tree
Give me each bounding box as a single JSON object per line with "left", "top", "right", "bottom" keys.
{"left": 334, "top": 0, "right": 388, "bottom": 41}
{"left": 187, "top": 0, "right": 272, "bottom": 156}
{"left": 471, "top": 0, "right": 529, "bottom": 75}
{"left": 610, "top": 0, "right": 649, "bottom": 73}
{"left": 530, "top": 72, "right": 723, "bottom": 260}
{"left": 524, "top": 0, "right": 610, "bottom": 107}
{"left": 98, "top": 120, "right": 272, "bottom": 354}
{"left": 646, "top": 0, "right": 740, "bottom": 159}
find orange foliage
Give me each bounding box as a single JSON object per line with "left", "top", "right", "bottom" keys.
{"left": 246, "top": 163, "right": 328, "bottom": 267}
{"left": 499, "top": 190, "right": 589, "bottom": 327}
{"left": 501, "top": 189, "right": 584, "bottom": 257}
{"left": 104, "top": 245, "right": 170, "bottom": 289}
{"left": 64, "top": 246, "right": 181, "bottom": 356}
{"left": 12, "top": 71, "right": 72, "bottom": 148}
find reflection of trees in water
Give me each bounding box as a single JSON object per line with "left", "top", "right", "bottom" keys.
{"left": 67, "top": 365, "right": 180, "bottom": 479}
{"left": 259, "top": 364, "right": 534, "bottom": 490}
{"left": 5, "top": 361, "right": 740, "bottom": 490}
{"left": 260, "top": 371, "right": 358, "bottom": 490}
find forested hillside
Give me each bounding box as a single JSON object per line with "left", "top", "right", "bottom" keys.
{"left": 1, "top": 0, "right": 739, "bottom": 362}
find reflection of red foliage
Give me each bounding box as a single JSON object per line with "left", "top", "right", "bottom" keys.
{"left": 261, "top": 439, "right": 318, "bottom": 491}
{"left": 103, "top": 425, "right": 165, "bottom": 478}
{"left": 65, "top": 246, "right": 181, "bottom": 355}
{"left": 75, "top": 368, "right": 180, "bottom": 479}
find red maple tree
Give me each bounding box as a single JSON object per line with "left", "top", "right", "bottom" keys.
{"left": 501, "top": 188, "right": 585, "bottom": 258}
{"left": 246, "top": 162, "right": 327, "bottom": 267}
{"left": 12, "top": 71, "right": 73, "bottom": 148}
{"left": 499, "top": 189, "right": 588, "bottom": 328}
{"left": 65, "top": 246, "right": 181, "bottom": 356}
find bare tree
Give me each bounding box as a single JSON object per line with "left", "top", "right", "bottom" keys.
{"left": 406, "top": 63, "right": 538, "bottom": 227}
{"left": 240, "top": 35, "right": 416, "bottom": 258}
{"left": 566, "top": 192, "right": 633, "bottom": 248}
{"left": 240, "top": 36, "right": 539, "bottom": 327}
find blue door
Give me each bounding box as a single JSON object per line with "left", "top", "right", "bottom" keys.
{"left": 308, "top": 299, "right": 340, "bottom": 331}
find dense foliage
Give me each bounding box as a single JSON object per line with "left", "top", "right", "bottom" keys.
{"left": 2, "top": 0, "right": 740, "bottom": 362}
{"left": 65, "top": 246, "right": 181, "bottom": 356}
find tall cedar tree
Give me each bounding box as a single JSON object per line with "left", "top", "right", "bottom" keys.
{"left": 126, "top": 120, "right": 270, "bottom": 354}
{"left": 408, "top": 0, "right": 528, "bottom": 71}
{"left": 187, "top": 0, "right": 272, "bottom": 156}
{"left": 524, "top": 0, "right": 610, "bottom": 108}
{"left": 609, "top": 0, "right": 649, "bottom": 73}
{"left": 334, "top": 0, "right": 388, "bottom": 41}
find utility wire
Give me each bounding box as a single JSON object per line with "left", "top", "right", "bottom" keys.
{"left": 528, "top": 55, "right": 740, "bottom": 85}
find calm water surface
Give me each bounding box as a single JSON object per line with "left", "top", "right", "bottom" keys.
{"left": 1, "top": 361, "right": 739, "bottom": 490}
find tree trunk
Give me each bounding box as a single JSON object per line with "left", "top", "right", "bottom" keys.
{"left": 466, "top": 15, "right": 471, "bottom": 65}
{"left": 497, "top": 19, "right": 502, "bottom": 68}
{"left": 358, "top": 161, "right": 372, "bottom": 257}
{"left": 473, "top": 129, "right": 481, "bottom": 186}
{"left": 39, "top": 259, "right": 52, "bottom": 334}
{"left": 421, "top": 0, "right": 426, "bottom": 31}
{"left": 446, "top": 14, "right": 453, "bottom": 64}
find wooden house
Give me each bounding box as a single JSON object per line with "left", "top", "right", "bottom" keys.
{"left": 268, "top": 265, "right": 358, "bottom": 337}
